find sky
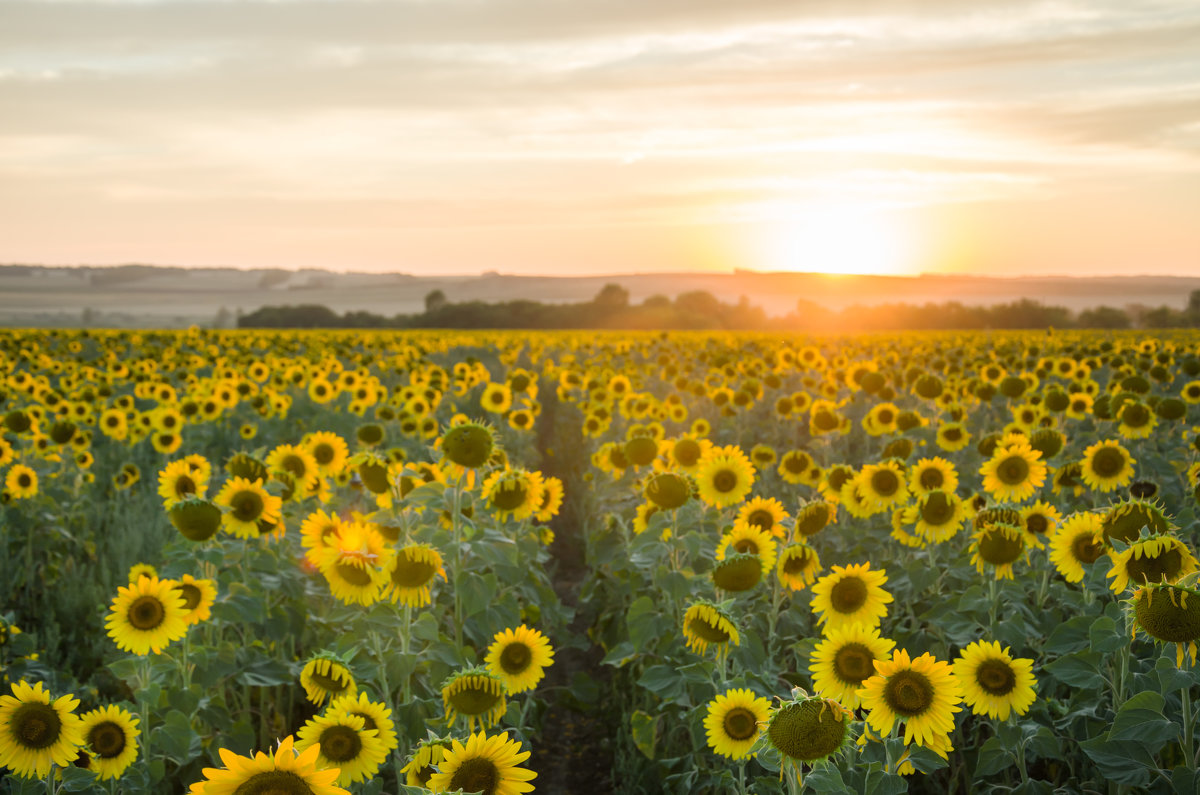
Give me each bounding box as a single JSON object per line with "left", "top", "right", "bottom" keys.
{"left": 1, "top": 0, "right": 1198, "bottom": 277}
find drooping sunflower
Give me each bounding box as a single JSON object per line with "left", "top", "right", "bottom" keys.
{"left": 1080, "top": 440, "right": 1136, "bottom": 493}
{"left": 968, "top": 521, "right": 1029, "bottom": 581}
{"left": 1107, "top": 535, "right": 1199, "bottom": 593}
{"left": 300, "top": 657, "right": 357, "bottom": 707}
{"left": 534, "top": 476, "right": 564, "bottom": 523}
{"left": 1101, "top": 498, "right": 1171, "bottom": 547}
{"left": 171, "top": 574, "right": 217, "bottom": 625}
{"left": 778, "top": 449, "right": 820, "bottom": 486}
{"left": 4, "top": 464, "right": 38, "bottom": 500}
{"left": 908, "top": 457, "right": 958, "bottom": 498}
{"left": 766, "top": 691, "right": 854, "bottom": 772}
{"left": 77, "top": 704, "right": 139, "bottom": 780}
{"left": 316, "top": 521, "right": 393, "bottom": 606}
{"left": 426, "top": 731, "right": 536, "bottom": 795}
{"left": 0, "top": 680, "right": 84, "bottom": 779}
{"left": 810, "top": 563, "right": 893, "bottom": 633}
{"left": 694, "top": 447, "right": 756, "bottom": 508}
{"left": 952, "top": 640, "right": 1036, "bottom": 720}
{"left": 441, "top": 667, "right": 507, "bottom": 733}
{"left": 105, "top": 575, "right": 189, "bottom": 655}
{"left": 664, "top": 435, "right": 712, "bottom": 474}
{"left": 295, "top": 712, "right": 387, "bottom": 786}
{"left": 858, "top": 649, "right": 962, "bottom": 748}
{"left": 979, "top": 441, "right": 1046, "bottom": 503}
{"left": 304, "top": 431, "right": 350, "bottom": 477}
{"left": 480, "top": 468, "right": 545, "bottom": 522}
{"left": 401, "top": 737, "right": 453, "bottom": 788}
{"left": 682, "top": 601, "right": 740, "bottom": 659}
{"left": 642, "top": 471, "right": 693, "bottom": 511}
{"left": 905, "top": 490, "right": 965, "bottom": 544}
{"left": 484, "top": 625, "right": 555, "bottom": 694}
{"left": 157, "top": 459, "right": 208, "bottom": 507}
{"left": 383, "top": 543, "right": 445, "bottom": 608}
{"left": 215, "top": 476, "right": 282, "bottom": 539}
{"left": 776, "top": 542, "right": 823, "bottom": 591}
{"left": 439, "top": 420, "right": 497, "bottom": 479}
{"left": 327, "top": 692, "right": 398, "bottom": 760}
{"left": 717, "top": 522, "right": 778, "bottom": 573}
{"left": 711, "top": 553, "right": 764, "bottom": 592}
{"left": 186, "top": 735, "right": 349, "bottom": 795}
{"left": 703, "top": 688, "right": 770, "bottom": 760}
{"left": 809, "top": 624, "right": 896, "bottom": 710}
{"left": 1133, "top": 579, "right": 1200, "bottom": 667}
{"left": 793, "top": 500, "right": 835, "bottom": 538}
{"left": 1048, "top": 512, "right": 1106, "bottom": 583}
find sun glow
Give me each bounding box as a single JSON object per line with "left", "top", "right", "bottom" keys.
{"left": 753, "top": 202, "right": 918, "bottom": 276}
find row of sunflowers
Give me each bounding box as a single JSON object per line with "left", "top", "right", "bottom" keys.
{"left": 2, "top": 327, "right": 1200, "bottom": 793}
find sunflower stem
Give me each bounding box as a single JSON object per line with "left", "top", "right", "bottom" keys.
{"left": 736, "top": 760, "right": 747, "bottom": 794}
{"left": 987, "top": 578, "right": 999, "bottom": 637}
{"left": 450, "top": 479, "right": 464, "bottom": 649}
{"left": 139, "top": 655, "right": 152, "bottom": 776}
{"left": 45, "top": 763, "right": 55, "bottom": 795}
{"left": 401, "top": 605, "right": 412, "bottom": 704}
{"left": 1115, "top": 611, "right": 1131, "bottom": 710}
{"left": 1183, "top": 684, "right": 1196, "bottom": 770}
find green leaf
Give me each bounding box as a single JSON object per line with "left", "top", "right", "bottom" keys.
{"left": 806, "top": 761, "right": 851, "bottom": 793}
{"left": 156, "top": 709, "right": 202, "bottom": 763}
{"left": 1044, "top": 650, "right": 1105, "bottom": 688}
{"left": 630, "top": 709, "right": 658, "bottom": 759}
{"left": 905, "top": 743, "right": 949, "bottom": 773}
{"left": 57, "top": 766, "right": 97, "bottom": 792}
{"left": 975, "top": 736, "right": 1013, "bottom": 777}
{"left": 863, "top": 764, "right": 909, "bottom": 795}
{"left": 1043, "top": 615, "right": 1094, "bottom": 655}
{"left": 1088, "top": 616, "right": 1128, "bottom": 653}
{"left": 1109, "top": 691, "right": 1179, "bottom": 749}
{"left": 600, "top": 640, "right": 638, "bottom": 668}
{"left": 237, "top": 654, "right": 293, "bottom": 687}
{"left": 1080, "top": 736, "right": 1156, "bottom": 787}
{"left": 637, "top": 665, "right": 685, "bottom": 699}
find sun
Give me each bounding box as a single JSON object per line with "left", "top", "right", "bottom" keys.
{"left": 754, "top": 202, "right": 917, "bottom": 276}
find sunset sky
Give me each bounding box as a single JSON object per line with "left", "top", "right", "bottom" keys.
{"left": 1, "top": 0, "right": 1198, "bottom": 277}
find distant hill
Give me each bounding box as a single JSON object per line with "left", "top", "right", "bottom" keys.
{"left": 1, "top": 263, "right": 1198, "bottom": 329}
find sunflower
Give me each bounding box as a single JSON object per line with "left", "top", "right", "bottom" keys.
{"left": 664, "top": 435, "right": 711, "bottom": 473}
{"left": 266, "top": 444, "right": 321, "bottom": 499}
{"left": 1116, "top": 399, "right": 1157, "bottom": 440}
{"left": 682, "top": 601, "right": 740, "bottom": 659}
{"left": 441, "top": 667, "right": 507, "bottom": 733}
{"left": 735, "top": 497, "right": 788, "bottom": 538}
{"left": 811, "top": 563, "right": 893, "bottom": 633}
{"left": 172, "top": 574, "right": 217, "bottom": 625}
{"left": 809, "top": 624, "right": 896, "bottom": 709}
{"left": 1101, "top": 499, "right": 1171, "bottom": 547}
{"left": 485, "top": 625, "right": 555, "bottom": 694}
{"left": 1048, "top": 512, "right": 1106, "bottom": 583}
{"left": 908, "top": 457, "right": 958, "bottom": 498}
{"left": 793, "top": 500, "right": 835, "bottom": 538}
{"left": 1019, "top": 500, "right": 1061, "bottom": 541}
{"left": 766, "top": 692, "right": 854, "bottom": 772}
{"left": 858, "top": 460, "right": 910, "bottom": 512}
{"left": 316, "top": 521, "right": 393, "bottom": 607}
{"left": 703, "top": 688, "right": 770, "bottom": 760}
{"left": 295, "top": 712, "right": 387, "bottom": 786}
{"left": 1080, "top": 440, "right": 1136, "bottom": 492}
{"left": 979, "top": 442, "right": 1046, "bottom": 503}
{"left": 717, "top": 523, "right": 778, "bottom": 573}
{"left": 402, "top": 737, "right": 454, "bottom": 787}
{"left": 1107, "top": 535, "right": 1199, "bottom": 593}
{"left": 128, "top": 562, "right": 158, "bottom": 582}
{"left": 969, "top": 521, "right": 1031, "bottom": 581}
{"left": 164, "top": 498, "right": 221, "bottom": 543}
{"left": 534, "top": 475, "right": 564, "bottom": 522}
{"left": 952, "top": 640, "right": 1036, "bottom": 720}
{"left": 383, "top": 543, "right": 445, "bottom": 607}
{"left": 777, "top": 543, "right": 822, "bottom": 590}
{"left": 480, "top": 383, "right": 514, "bottom": 414}
{"left": 481, "top": 468, "right": 545, "bottom": 522}
{"left": 186, "top": 735, "right": 349, "bottom": 795}
{"left": 305, "top": 431, "right": 350, "bottom": 476}
{"left": 0, "top": 680, "right": 84, "bottom": 779}
{"left": 935, "top": 422, "right": 971, "bottom": 453}
{"left": 77, "top": 704, "right": 139, "bottom": 780}
{"left": 711, "top": 553, "right": 763, "bottom": 592}
{"left": 695, "top": 447, "right": 756, "bottom": 508}
{"left": 426, "top": 731, "right": 536, "bottom": 795}
{"left": 156, "top": 459, "right": 207, "bottom": 507}
{"left": 300, "top": 657, "right": 357, "bottom": 707}
{"left": 1133, "top": 579, "right": 1200, "bottom": 667}
{"left": 300, "top": 509, "right": 344, "bottom": 566}
{"left": 4, "top": 464, "right": 37, "bottom": 500}
{"left": 643, "top": 471, "right": 693, "bottom": 511}
{"left": 105, "top": 575, "right": 189, "bottom": 655}
{"left": 858, "top": 649, "right": 962, "bottom": 748}
{"left": 215, "top": 477, "right": 282, "bottom": 539}
{"left": 778, "top": 449, "right": 818, "bottom": 486}
{"left": 904, "top": 490, "right": 965, "bottom": 544}
{"left": 327, "top": 693, "right": 398, "bottom": 760}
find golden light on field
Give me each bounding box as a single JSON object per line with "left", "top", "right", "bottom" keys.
{"left": 751, "top": 201, "right": 919, "bottom": 276}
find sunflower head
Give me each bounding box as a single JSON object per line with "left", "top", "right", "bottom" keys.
{"left": 1133, "top": 578, "right": 1200, "bottom": 666}
{"left": 794, "top": 501, "right": 834, "bottom": 538}
{"left": 168, "top": 497, "right": 223, "bottom": 542}
{"left": 1108, "top": 534, "right": 1200, "bottom": 593}
{"left": 1029, "top": 428, "right": 1065, "bottom": 459}
{"left": 711, "top": 553, "right": 763, "bottom": 593}
{"left": 970, "top": 522, "right": 1027, "bottom": 580}
{"left": 703, "top": 688, "right": 770, "bottom": 760}
{"left": 441, "top": 421, "right": 496, "bottom": 469}
{"left": 224, "top": 452, "right": 269, "bottom": 483}
{"left": 1102, "top": 499, "right": 1171, "bottom": 547}
{"left": 299, "top": 654, "right": 357, "bottom": 707}
{"left": 402, "top": 736, "right": 454, "bottom": 787}
{"left": 643, "top": 472, "right": 693, "bottom": 511}
{"left": 441, "top": 667, "right": 507, "bottom": 733}
{"left": 766, "top": 690, "right": 854, "bottom": 765}
{"left": 776, "top": 542, "right": 822, "bottom": 591}
{"left": 682, "top": 600, "right": 740, "bottom": 658}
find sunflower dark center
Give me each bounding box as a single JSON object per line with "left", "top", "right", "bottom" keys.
{"left": 1072, "top": 533, "right": 1104, "bottom": 564}
{"left": 350, "top": 711, "right": 377, "bottom": 732}
{"left": 319, "top": 725, "right": 363, "bottom": 763}
{"left": 1122, "top": 403, "right": 1150, "bottom": 427}
{"left": 336, "top": 563, "right": 375, "bottom": 588}
{"left": 128, "top": 595, "right": 165, "bottom": 631}
{"left": 883, "top": 670, "right": 934, "bottom": 717}
{"left": 921, "top": 493, "right": 954, "bottom": 525}
{"left": 829, "top": 577, "right": 868, "bottom": 614}
{"left": 1025, "top": 514, "right": 1049, "bottom": 535}
{"left": 767, "top": 700, "right": 847, "bottom": 761}
{"left": 17, "top": 473, "right": 31, "bottom": 488}
{"left": 712, "top": 557, "right": 762, "bottom": 592}
{"left": 674, "top": 440, "right": 701, "bottom": 467}
{"left": 919, "top": 468, "right": 944, "bottom": 490}
{"left": 687, "top": 616, "right": 731, "bottom": 644}
{"left": 722, "top": 707, "right": 759, "bottom": 741}
{"left": 392, "top": 556, "right": 437, "bottom": 588}
{"left": 814, "top": 411, "right": 839, "bottom": 431}
{"left": 871, "top": 469, "right": 900, "bottom": 497}
{"left": 783, "top": 551, "right": 813, "bottom": 575}
{"left": 491, "top": 482, "right": 529, "bottom": 511}
{"left": 281, "top": 455, "right": 308, "bottom": 479}
{"left": 448, "top": 683, "right": 501, "bottom": 715}
{"left": 312, "top": 444, "right": 334, "bottom": 465}
{"left": 1134, "top": 587, "right": 1200, "bottom": 643}
{"left": 997, "top": 456, "right": 1030, "bottom": 485}
{"left": 177, "top": 583, "right": 202, "bottom": 611}
{"left": 173, "top": 475, "right": 197, "bottom": 498}
{"left": 734, "top": 539, "right": 759, "bottom": 555}
{"left": 1091, "top": 447, "right": 1126, "bottom": 478}
{"left": 943, "top": 427, "right": 963, "bottom": 441}
{"left": 308, "top": 671, "right": 349, "bottom": 695}
{"left": 877, "top": 409, "right": 895, "bottom": 424}
{"left": 979, "top": 528, "right": 1024, "bottom": 565}
{"left": 975, "top": 660, "right": 1017, "bottom": 696}
{"left": 1126, "top": 548, "right": 1184, "bottom": 585}
{"left": 443, "top": 425, "right": 494, "bottom": 468}
{"left": 233, "top": 770, "right": 316, "bottom": 794}
{"left": 13, "top": 703, "right": 62, "bottom": 749}
{"left": 712, "top": 469, "right": 739, "bottom": 494}
{"left": 784, "top": 454, "right": 807, "bottom": 473}
{"left": 499, "top": 642, "right": 532, "bottom": 674}
{"left": 833, "top": 643, "right": 875, "bottom": 684}
{"left": 230, "top": 490, "right": 265, "bottom": 522}
{"left": 88, "top": 722, "right": 126, "bottom": 758}
{"left": 448, "top": 758, "right": 500, "bottom": 795}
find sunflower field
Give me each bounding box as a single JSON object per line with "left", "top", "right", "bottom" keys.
{"left": 1, "top": 328, "right": 1200, "bottom": 794}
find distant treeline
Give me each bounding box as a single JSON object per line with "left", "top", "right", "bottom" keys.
{"left": 238, "top": 285, "right": 1200, "bottom": 331}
